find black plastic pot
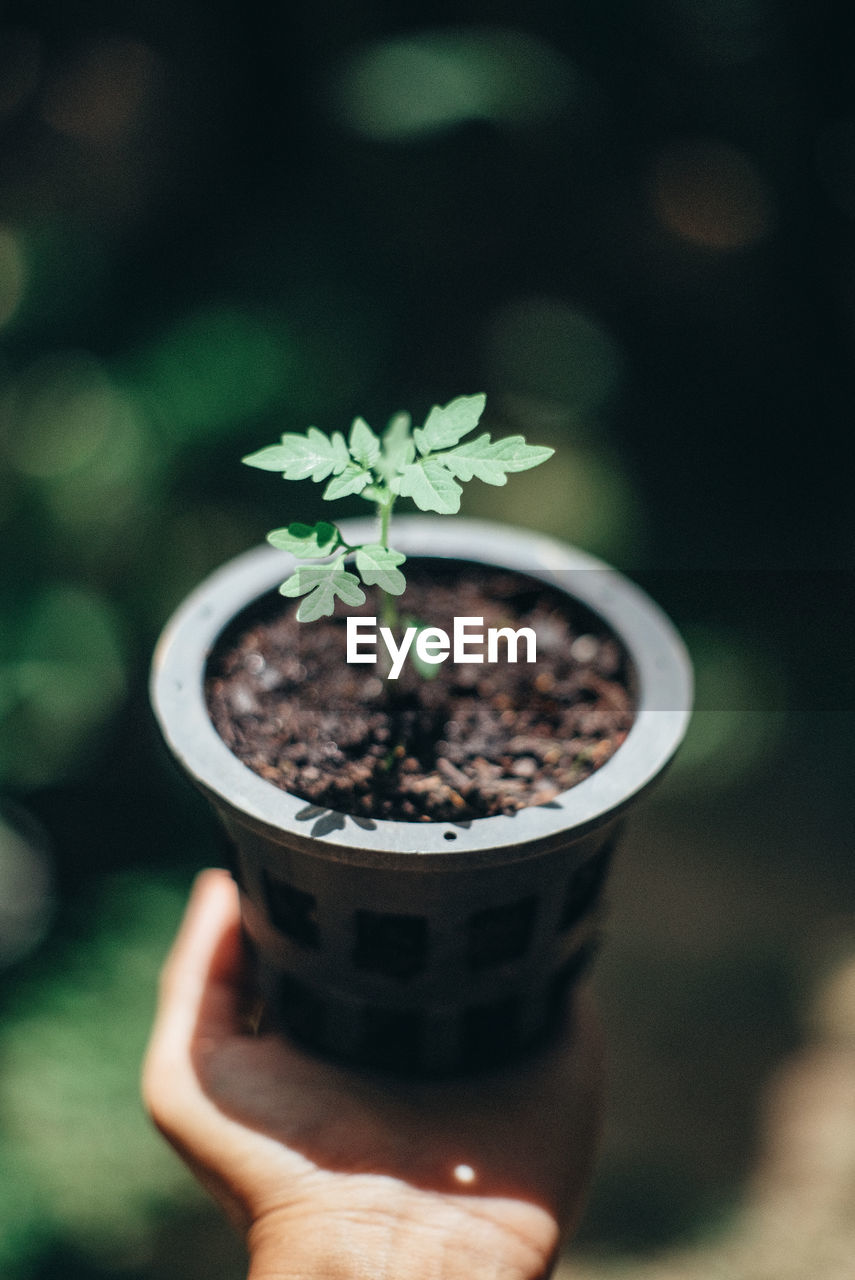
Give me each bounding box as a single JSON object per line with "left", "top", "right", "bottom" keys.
{"left": 151, "top": 518, "right": 692, "bottom": 1073}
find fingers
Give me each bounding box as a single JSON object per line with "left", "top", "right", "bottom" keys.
{"left": 159, "top": 868, "right": 241, "bottom": 993}
{"left": 142, "top": 869, "right": 291, "bottom": 1232}
{"left": 159, "top": 867, "right": 245, "bottom": 1033}
{"left": 141, "top": 868, "right": 242, "bottom": 1132}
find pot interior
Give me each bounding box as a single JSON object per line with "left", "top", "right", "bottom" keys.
{"left": 204, "top": 557, "right": 638, "bottom": 825}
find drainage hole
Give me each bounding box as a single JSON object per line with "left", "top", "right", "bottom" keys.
{"left": 443, "top": 831, "right": 457, "bottom": 841}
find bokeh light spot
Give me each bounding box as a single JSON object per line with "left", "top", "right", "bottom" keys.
{"left": 0, "top": 874, "right": 200, "bottom": 1266}
{"left": 651, "top": 139, "right": 773, "bottom": 251}
{"left": 40, "top": 393, "right": 151, "bottom": 543}
{"left": 330, "top": 28, "right": 577, "bottom": 140}
{"left": 0, "top": 585, "right": 126, "bottom": 788}
{"left": 809, "top": 948, "right": 855, "bottom": 1044}
{"left": 0, "top": 806, "right": 53, "bottom": 968}
{"left": 485, "top": 298, "right": 622, "bottom": 420}
{"left": 0, "top": 225, "right": 26, "bottom": 329}
{"left": 40, "top": 37, "right": 162, "bottom": 147}
{"left": 453, "top": 1163, "right": 477, "bottom": 1185}
{"left": 9, "top": 222, "right": 108, "bottom": 336}
{"left": 461, "top": 432, "right": 645, "bottom": 562}
{"left": 666, "top": 627, "right": 785, "bottom": 791}
{"left": 2, "top": 353, "right": 125, "bottom": 478}
{"left": 124, "top": 306, "right": 294, "bottom": 442}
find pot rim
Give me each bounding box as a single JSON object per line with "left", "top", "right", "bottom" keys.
{"left": 151, "top": 517, "right": 692, "bottom": 860}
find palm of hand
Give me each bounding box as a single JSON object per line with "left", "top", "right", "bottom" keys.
{"left": 144, "top": 871, "right": 603, "bottom": 1278}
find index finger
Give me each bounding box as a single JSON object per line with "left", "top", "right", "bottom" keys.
{"left": 146, "top": 868, "right": 246, "bottom": 1079}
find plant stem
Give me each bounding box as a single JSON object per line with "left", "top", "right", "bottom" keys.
{"left": 379, "top": 497, "right": 391, "bottom": 547}
{"left": 377, "top": 495, "right": 399, "bottom": 634}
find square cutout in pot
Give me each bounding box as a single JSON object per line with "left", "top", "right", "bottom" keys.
{"left": 558, "top": 840, "right": 614, "bottom": 932}
{"left": 263, "top": 872, "right": 320, "bottom": 948}
{"left": 467, "top": 896, "right": 538, "bottom": 970}
{"left": 353, "top": 911, "right": 428, "bottom": 979}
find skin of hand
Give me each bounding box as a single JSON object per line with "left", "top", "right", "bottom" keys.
{"left": 142, "top": 868, "right": 605, "bottom": 1280}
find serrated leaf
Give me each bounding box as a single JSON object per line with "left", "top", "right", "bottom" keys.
{"left": 354, "top": 543, "right": 407, "bottom": 595}
{"left": 492, "top": 437, "right": 555, "bottom": 472}
{"left": 438, "top": 435, "right": 555, "bottom": 485}
{"left": 413, "top": 393, "right": 486, "bottom": 455}
{"left": 348, "top": 416, "right": 381, "bottom": 468}
{"left": 245, "top": 427, "right": 350, "bottom": 482}
{"left": 296, "top": 579, "right": 364, "bottom": 621}
{"left": 279, "top": 565, "right": 329, "bottom": 597}
{"left": 384, "top": 411, "right": 412, "bottom": 440}
{"left": 394, "top": 457, "right": 462, "bottom": 514}
{"left": 377, "top": 412, "right": 415, "bottom": 480}
{"left": 323, "top": 462, "right": 372, "bottom": 500}
{"left": 266, "top": 521, "right": 340, "bottom": 557}
{"left": 360, "top": 484, "right": 387, "bottom": 504}
{"left": 279, "top": 562, "right": 365, "bottom": 621}
{"left": 242, "top": 444, "right": 299, "bottom": 471}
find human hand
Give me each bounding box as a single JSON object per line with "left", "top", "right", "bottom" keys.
{"left": 142, "top": 869, "right": 604, "bottom": 1280}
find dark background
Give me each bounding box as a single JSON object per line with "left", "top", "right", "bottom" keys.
{"left": 0, "top": 2, "right": 853, "bottom": 1277}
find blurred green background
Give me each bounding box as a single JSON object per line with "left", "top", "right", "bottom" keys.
{"left": 0, "top": 2, "right": 853, "bottom": 1276}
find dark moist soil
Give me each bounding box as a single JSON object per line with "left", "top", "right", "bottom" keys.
{"left": 205, "top": 561, "right": 636, "bottom": 823}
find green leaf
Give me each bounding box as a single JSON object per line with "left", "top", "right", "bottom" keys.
{"left": 378, "top": 412, "right": 415, "bottom": 479}
{"left": 348, "top": 416, "right": 381, "bottom": 468}
{"left": 244, "top": 427, "right": 349, "bottom": 481}
{"left": 323, "top": 462, "right": 372, "bottom": 500}
{"left": 413, "top": 393, "right": 486, "bottom": 455}
{"left": 266, "top": 521, "right": 340, "bottom": 557}
{"left": 360, "top": 484, "right": 387, "bottom": 504}
{"left": 394, "top": 457, "right": 462, "bottom": 513}
{"left": 354, "top": 544, "right": 407, "bottom": 595}
{"left": 279, "top": 562, "right": 366, "bottom": 621}
{"left": 242, "top": 443, "right": 298, "bottom": 471}
{"left": 439, "top": 435, "right": 555, "bottom": 485}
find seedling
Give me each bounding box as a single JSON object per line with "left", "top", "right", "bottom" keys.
{"left": 243, "top": 393, "right": 553, "bottom": 630}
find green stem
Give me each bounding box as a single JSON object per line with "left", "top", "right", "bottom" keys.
{"left": 377, "top": 495, "right": 399, "bottom": 634}
{"left": 379, "top": 498, "right": 391, "bottom": 547}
